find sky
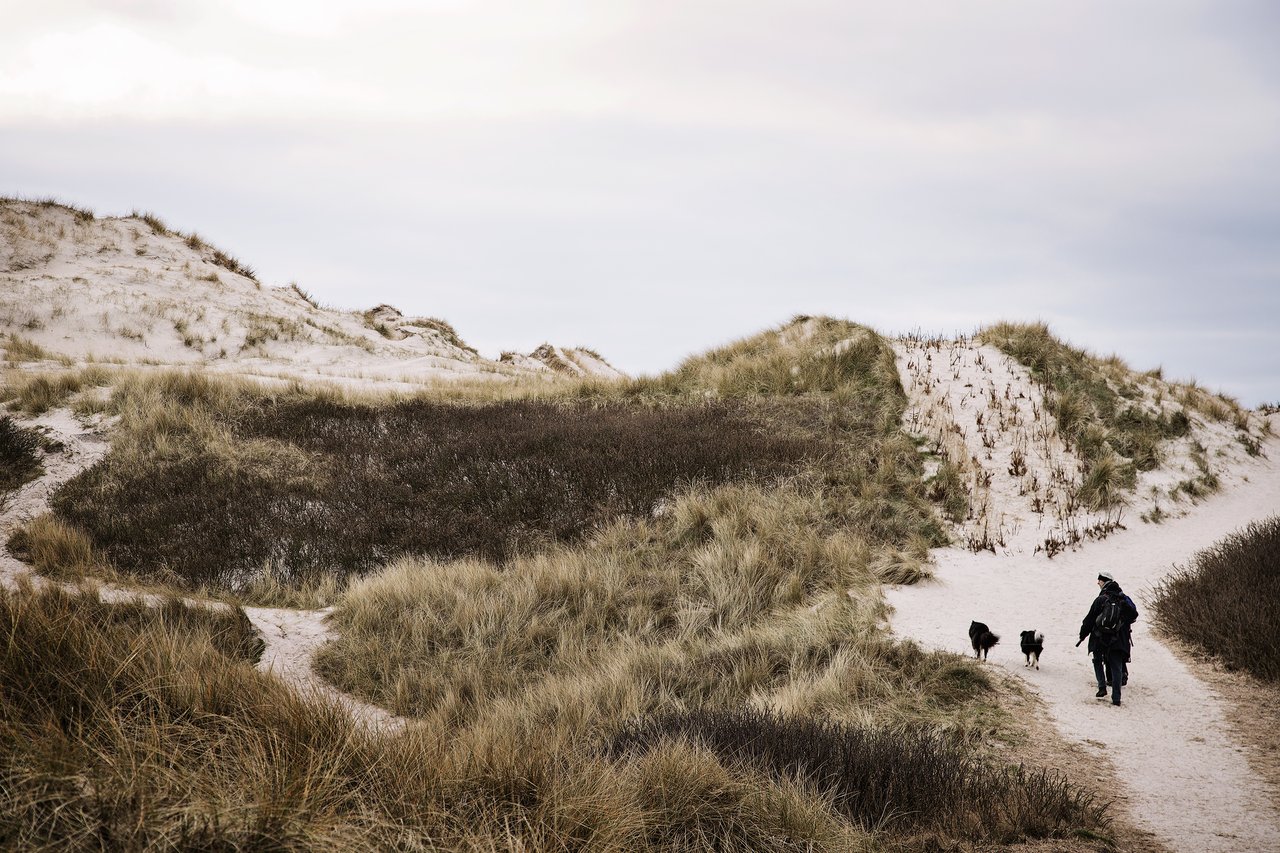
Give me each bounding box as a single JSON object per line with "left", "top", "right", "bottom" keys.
{"left": 2, "top": 1, "right": 1278, "bottom": 404}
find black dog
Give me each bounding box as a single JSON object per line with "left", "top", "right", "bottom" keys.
{"left": 1019, "top": 630, "right": 1044, "bottom": 669}
{"left": 969, "top": 621, "right": 1000, "bottom": 660}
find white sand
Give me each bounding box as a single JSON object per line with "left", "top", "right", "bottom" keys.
{"left": 1, "top": 199, "right": 623, "bottom": 384}
{"left": 243, "top": 604, "right": 403, "bottom": 731}
{"left": 887, "top": 337, "right": 1280, "bottom": 852}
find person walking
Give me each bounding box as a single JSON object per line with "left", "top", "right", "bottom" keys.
{"left": 1079, "top": 571, "right": 1139, "bottom": 706}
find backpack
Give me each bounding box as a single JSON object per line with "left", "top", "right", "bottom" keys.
{"left": 1095, "top": 593, "right": 1125, "bottom": 635}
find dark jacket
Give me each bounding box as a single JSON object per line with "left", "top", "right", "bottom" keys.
{"left": 1079, "top": 580, "right": 1139, "bottom": 656}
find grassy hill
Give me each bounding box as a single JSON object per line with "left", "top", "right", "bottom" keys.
{"left": 1, "top": 315, "right": 1147, "bottom": 850}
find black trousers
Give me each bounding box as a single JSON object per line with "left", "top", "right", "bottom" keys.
{"left": 1093, "top": 649, "right": 1126, "bottom": 704}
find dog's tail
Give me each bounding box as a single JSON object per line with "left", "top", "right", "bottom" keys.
{"left": 983, "top": 631, "right": 1000, "bottom": 650}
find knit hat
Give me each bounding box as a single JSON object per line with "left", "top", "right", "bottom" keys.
{"left": 1097, "top": 571, "right": 1114, "bottom": 582}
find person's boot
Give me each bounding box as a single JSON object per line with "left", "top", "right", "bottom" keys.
{"left": 1095, "top": 685, "right": 1107, "bottom": 698}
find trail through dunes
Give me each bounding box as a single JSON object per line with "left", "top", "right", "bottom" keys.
{"left": 0, "top": 408, "right": 402, "bottom": 732}
{"left": 886, "top": 341, "right": 1280, "bottom": 852}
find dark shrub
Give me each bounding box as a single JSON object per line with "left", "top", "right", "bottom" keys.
{"left": 53, "top": 400, "right": 831, "bottom": 590}
{"left": 1150, "top": 517, "right": 1280, "bottom": 681}
{"left": 0, "top": 416, "right": 44, "bottom": 494}
{"left": 608, "top": 707, "right": 1109, "bottom": 842}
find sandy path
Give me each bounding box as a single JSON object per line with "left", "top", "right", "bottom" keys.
{"left": 1, "top": 409, "right": 402, "bottom": 732}
{"left": 242, "top": 604, "right": 403, "bottom": 730}
{"left": 886, "top": 451, "right": 1280, "bottom": 852}
{"left": 0, "top": 409, "right": 110, "bottom": 588}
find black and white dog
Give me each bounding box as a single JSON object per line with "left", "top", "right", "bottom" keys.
{"left": 1019, "top": 630, "right": 1045, "bottom": 669}
{"left": 968, "top": 621, "right": 1000, "bottom": 660}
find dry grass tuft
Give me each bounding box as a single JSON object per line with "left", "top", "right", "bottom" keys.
{"left": 3, "top": 334, "right": 68, "bottom": 365}
{"left": 1, "top": 365, "right": 114, "bottom": 414}
{"left": 6, "top": 513, "right": 111, "bottom": 581}
{"left": 288, "top": 282, "right": 320, "bottom": 308}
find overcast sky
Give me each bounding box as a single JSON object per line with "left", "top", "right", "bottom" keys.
{"left": 3, "top": 1, "right": 1278, "bottom": 403}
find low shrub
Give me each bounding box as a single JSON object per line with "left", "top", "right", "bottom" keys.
{"left": 53, "top": 396, "right": 833, "bottom": 591}
{"left": 1149, "top": 516, "right": 1280, "bottom": 681}
{"left": 607, "top": 707, "right": 1109, "bottom": 842}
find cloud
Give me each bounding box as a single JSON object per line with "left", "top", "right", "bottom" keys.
{"left": 1, "top": 2, "right": 1277, "bottom": 402}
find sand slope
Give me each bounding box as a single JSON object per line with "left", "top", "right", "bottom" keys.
{"left": 1, "top": 199, "right": 622, "bottom": 384}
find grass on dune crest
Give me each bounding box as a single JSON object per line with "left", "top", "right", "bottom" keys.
{"left": 980, "top": 321, "right": 1263, "bottom": 509}
{"left": 642, "top": 315, "right": 904, "bottom": 405}
{"left": 1150, "top": 516, "right": 1280, "bottom": 682}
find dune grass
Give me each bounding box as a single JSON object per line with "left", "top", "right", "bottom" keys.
{"left": 15, "top": 317, "right": 1117, "bottom": 848}
{"left": 1, "top": 365, "right": 115, "bottom": 414}
{"left": 640, "top": 315, "right": 902, "bottom": 404}
{"left": 2, "top": 334, "right": 69, "bottom": 366}
{"left": 1149, "top": 516, "right": 1280, "bottom": 681}
{"left": 0, "top": 582, "right": 884, "bottom": 851}
{"left": 6, "top": 513, "right": 112, "bottom": 581}
{"left": 0, "top": 195, "right": 96, "bottom": 222}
